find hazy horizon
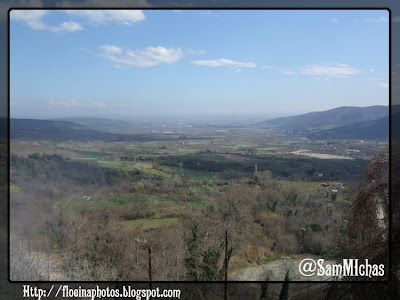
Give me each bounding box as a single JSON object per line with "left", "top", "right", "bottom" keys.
{"left": 9, "top": 104, "right": 389, "bottom": 122}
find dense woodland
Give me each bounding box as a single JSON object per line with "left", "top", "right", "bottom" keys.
{"left": 9, "top": 148, "right": 387, "bottom": 282}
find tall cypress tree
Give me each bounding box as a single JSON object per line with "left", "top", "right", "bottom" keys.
{"left": 279, "top": 270, "right": 290, "bottom": 300}
{"left": 184, "top": 224, "right": 200, "bottom": 280}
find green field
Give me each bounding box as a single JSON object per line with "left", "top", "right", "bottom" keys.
{"left": 56, "top": 196, "right": 109, "bottom": 211}
{"left": 77, "top": 150, "right": 109, "bottom": 159}
{"left": 281, "top": 180, "right": 321, "bottom": 192}
{"left": 168, "top": 166, "right": 216, "bottom": 180}
{"left": 97, "top": 160, "right": 138, "bottom": 172}
{"left": 183, "top": 200, "right": 207, "bottom": 207}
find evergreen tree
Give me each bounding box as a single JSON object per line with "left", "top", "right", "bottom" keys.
{"left": 184, "top": 224, "right": 200, "bottom": 280}
{"left": 279, "top": 270, "right": 290, "bottom": 300}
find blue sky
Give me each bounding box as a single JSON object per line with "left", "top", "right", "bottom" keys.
{"left": 10, "top": 9, "right": 389, "bottom": 118}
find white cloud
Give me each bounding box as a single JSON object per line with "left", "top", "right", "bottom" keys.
{"left": 65, "top": 10, "right": 145, "bottom": 25}
{"left": 393, "top": 16, "right": 400, "bottom": 23}
{"left": 99, "top": 44, "right": 123, "bottom": 54}
{"left": 262, "top": 65, "right": 296, "bottom": 75}
{"left": 331, "top": 17, "right": 338, "bottom": 23}
{"left": 48, "top": 99, "right": 106, "bottom": 108}
{"left": 262, "top": 65, "right": 274, "bottom": 70}
{"left": 49, "top": 21, "right": 83, "bottom": 33}
{"left": 191, "top": 58, "right": 256, "bottom": 71}
{"left": 173, "top": 10, "right": 183, "bottom": 14}
{"left": 11, "top": 9, "right": 145, "bottom": 32}
{"left": 301, "top": 63, "right": 360, "bottom": 78}
{"left": 79, "top": 48, "right": 93, "bottom": 55}
{"left": 114, "top": 64, "right": 127, "bottom": 69}
{"left": 11, "top": 10, "right": 48, "bottom": 30}
{"left": 200, "top": 10, "right": 218, "bottom": 17}
{"left": 97, "top": 45, "right": 183, "bottom": 67}
{"left": 187, "top": 49, "right": 206, "bottom": 55}
{"left": 378, "top": 82, "right": 388, "bottom": 89}
{"left": 10, "top": 101, "right": 15, "bottom": 107}
{"left": 11, "top": 10, "right": 83, "bottom": 33}
{"left": 111, "top": 103, "right": 137, "bottom": 109}
{"left": 364, "top": 16, "right": 388, "bottom": 23}
{"left": 49, "top": 99, "right": 78, "bottom": 106}
{"left": 278, "top": 68, "right": 296, "bottom": 75}
{"left": 264, "top": 63, "right": 359, "bottom": 77}
{"left": 87, "top": 102, "right": 107, "bottom": 108}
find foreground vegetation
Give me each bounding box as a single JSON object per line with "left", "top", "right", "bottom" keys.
{"left": 9, "top": 127, "right": 387, "bottom": 281}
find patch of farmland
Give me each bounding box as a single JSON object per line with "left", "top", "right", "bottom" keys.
{"left": 11, "top": 140, "right": 42, "bottom": 146}
{"left": 217, "top": 154, "right": 251, "bottom": 162}
{"left": 11, "top": 144, "right": 53, "bottom": 156}
{"left": 167, "top": 166, "right": 216, "bottom": 180}
{"left": 217, "top": 170, "right": 249, "bottom": 179}
{"left": 292, "top": 150, "right": 354, "bottom": 160}
{"left": 57, "top": 196, "right": 109, "bottom": 212}
{"left": 97, "top": 160, "right": 172, "bottom": 178}
{"left": 280, "top": 180, "right": 321, "bottom": 192}
{"left": 183, "top": 200, "right": 206, "bottom": 208}
{"left": 140, "top": 167, "right": 173, "bottom": 179}
{"left": 267, "top": 160, "right": 291, "bottom": 170}
{"left": 76, "top": 150, "right": 109, "bottom": 159}
{"left": 97, "top": 160, "right": 138, "bottom": 172}
{"left": 121, "top": 217, "right": 178, "bottom": 230}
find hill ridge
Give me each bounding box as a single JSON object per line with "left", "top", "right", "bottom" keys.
{"left": 258, "top": 105, "right": 389, "bottom": 130}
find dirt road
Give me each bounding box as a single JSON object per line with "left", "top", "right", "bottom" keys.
{"left": 230, "top": 256, "right": 337, "bottom": 281}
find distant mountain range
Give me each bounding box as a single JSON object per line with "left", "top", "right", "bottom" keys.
{"left": 52, "top": 118, "right": 141, "bottom": 133}
{"left": 11, "top": 119, "right": 91, "bottom": 131}
{"left": 6, "top": 105, "right": 394, "bottom": 141}
{"left": 10, "top": 118, "right": 170, "bottom": 142}
{"left": 315, "top": 116, "right": 389, "bottom": 140}
{"left": 258, "top": 105, "right": 389, "bottom": 130}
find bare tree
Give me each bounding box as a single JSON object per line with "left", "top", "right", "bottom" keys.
{"left": 339, "top": 150, "right": 389, "bottom": 263}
